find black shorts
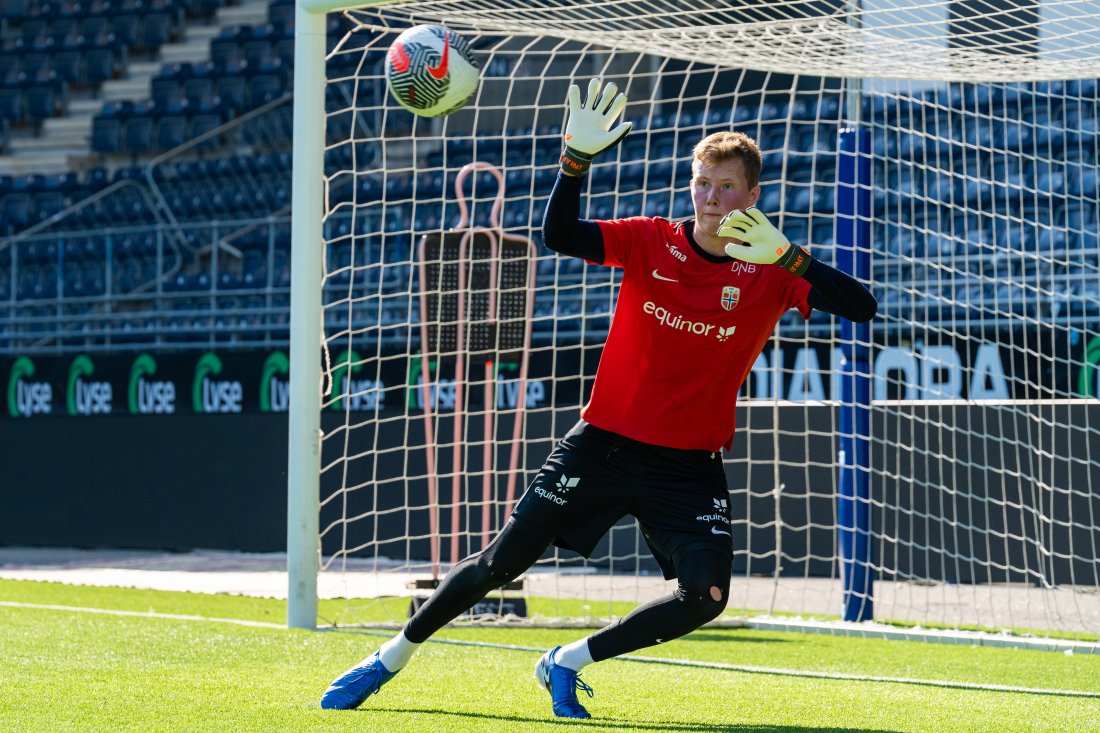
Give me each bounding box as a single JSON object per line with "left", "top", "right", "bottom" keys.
{"left": 511, "top": 420, "right": 732, "bottom": 580}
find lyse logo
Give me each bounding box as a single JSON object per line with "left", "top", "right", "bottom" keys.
{"left": 200, "top": 379, "right": 243, "bottom": 413}
{"left": 328, "top": 349, "right": 386, "bottom": 411}
{"left": 129, "top": 353, "right": 176, "bottom": 414}
{"left": 67, "top": 355, "right": 112, "bottom": 416}
{"left": 260, "top": 352, "right": 289, "bottom": 413}
{"left": 266, "top": 378, "right": 289, "bottom": 412}
{"left": 71, "top": 380, "right": 112, "bottom": 415}
{"left": 192, "top": 353, "right": 243, "bottom": 413}
{"left": 15, "top": 381, "right": 52, "bottom": 416}
{"left": 7, "top": 356, "right": 52, "bottom": 417}
{"left": 494, "top": 362, "right": 546, "bottom": 409}
{"left": 135, "top": 380, "right": 176, "bottom": 414}
{"left": 406, "top": 355, "right": 456, "bottom": 410}
{"left": 341, "top": 376, "right": 384, "bottom": 410}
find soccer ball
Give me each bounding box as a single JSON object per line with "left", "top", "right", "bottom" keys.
{"left": 385, "top": 24, "right": 480, "bottom": 117}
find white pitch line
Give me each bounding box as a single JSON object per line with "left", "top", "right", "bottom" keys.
{"left": 0, "top": 601, "right": 286, "bottom": 629}
{"left": 5, "top": 602, "right": 1098, "bottom": 699}
{"left": 616, "top": 654, "right": 1100, "bottom": 699}
{"left": 342, "top": 630, "right": 1100, "bottom": 699}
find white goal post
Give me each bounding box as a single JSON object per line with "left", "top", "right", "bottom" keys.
{"left": 289, "top": 0, "right": 1100, "bottom": 646}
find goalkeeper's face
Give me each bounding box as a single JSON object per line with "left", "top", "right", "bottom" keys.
{"left": 690, "top": 159, "right": 761, "bottom": 243}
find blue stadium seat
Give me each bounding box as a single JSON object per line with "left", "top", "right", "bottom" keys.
{"left": 141, "top": 12, "right": 176, "bottom": 50}
{"left": 248, "top": 66, "right": 285, "bottom": 106}
{"left": 151, "top": 72, "right": 182, "bottom": 107}
{"left": 83, "top": 42, "right": 121, "bottom": 87}
{"left": 215, "top": 65, "right": 247, "bottom": 113}
{"left": 210, "top": 26, "right": 246, "bottom": 68}
{"left": 156, "top": 108, "right": 188, "bottom": 151}
{"left": 91, "top": 112, "right": 122, "bottom": 154}
{"left": 122, "top": 102, "right": 155, "bottom": 154}
{"left": 269, "top": 0, "right": 295, "bottom": 31}
{"left": 112, "top": 13, "right": 142, "bottom": 48}
{"left": 189, "top": 107, "right": 224, "bottom": 147}
{"left": 1, "top": 192, "right": 32, "bottom": 231}
{"left": 0, "top": 86, "right": 22, "bottom": 122}
{"left": 243, "top": 25, "right": 276, "bottom": 67}
{"left": 785, "top": 185, "right": 812, "bottom": 214}
{"left": 23, "top": 70, "right": 65, "bottom": 121}
{"left": 183, "top": 61, "right": 217, "bottom": 104}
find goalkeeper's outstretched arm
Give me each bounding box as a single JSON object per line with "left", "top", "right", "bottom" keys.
{"left": 541, "top": 172, "right": 605, "bottom": 262}
{"left": 804, "top": 261, "right": 878, "bottom": 323}
{"left": 719, "top": 207, "right": 877, "bottom": 323}
{"left": 541, "top": 77, "right": 632, "bottom": 261}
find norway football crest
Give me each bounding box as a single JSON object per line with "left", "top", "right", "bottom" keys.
{"left": 720, "top": 286, "right": 740, "bottom": 311}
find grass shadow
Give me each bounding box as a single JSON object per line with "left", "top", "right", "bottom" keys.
{"left": 373, "top": 707, "right": 902, "bottom": 733}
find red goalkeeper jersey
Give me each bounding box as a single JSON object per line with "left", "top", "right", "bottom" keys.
{"left": 582, "top": 216, "right": 812, "bottom": 452}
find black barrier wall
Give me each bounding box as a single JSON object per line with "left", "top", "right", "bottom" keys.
{"left": 0, "top": 414, "right": 290, "bottom": 551}
{"left": 2, "top": 404, "right": 1097, "bottom": 586}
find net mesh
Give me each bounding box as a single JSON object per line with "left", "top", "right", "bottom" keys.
{"left": 311, "top": 0, "right": 1100, "bottom": 638}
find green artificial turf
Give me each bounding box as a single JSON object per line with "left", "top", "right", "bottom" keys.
{"left": 2, "top": 579, "right": 1098, "bottom": 733}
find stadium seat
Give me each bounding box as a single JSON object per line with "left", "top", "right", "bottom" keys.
{"left": 211, "top": 26, "right": 246, "bottom": 68}
{"left": 269, "top": 0, "right": 295, "bottom": 31}
{"left": 248, "top": 66, "right": 285, "bottom": 106}
{"left": 151, "top": 74, "right": 183, "bottom": 107}
{"left": 83, "top": 39, "right": 122, "bottom": 87}
{"left": 2, "top": 191, "right": 33, "bottom": 230}
{"left": 23, "top": 83, "right": 57, "bottom": 122}
{"left": 189, "top": 108, "right": 223, "bottom": 147}
{"left": 0, "top": 86, "right": 22, "bottom": 122}
{"left": 156, "top": 109, "right": 188, "bottom": 151}
{"left": 112, "top": 13, "right": 142, "bottom": 48}
{"left": 215, "top": 66, "right": 247, "bottom": 113}
{"left": 122, "top": 102, "right": 156, "bottom": 155}
{"left": 243, "top": 26, "right": 275, "bottom": 67}
{"left": 92, "top": 111, "right": 124, "bottom": 154}
{"left": 141, "top": 12, "right": 176, "bottom": 50}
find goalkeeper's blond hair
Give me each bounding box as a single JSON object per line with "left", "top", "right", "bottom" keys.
{"left": 692, "top": 132, "right": 762, "bottom": 189}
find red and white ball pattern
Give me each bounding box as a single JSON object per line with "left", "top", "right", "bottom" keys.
{"left": 385, "top": 24, "right": 479, "bottom": 117}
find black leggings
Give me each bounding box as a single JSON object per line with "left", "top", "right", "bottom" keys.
{"left": 587, "top": 547, "right": 731, "bottom": 661}
{"left": 404, "top": 517, "right": 731, "bottom": 658}
{"left": 404, "top": 517, "right": 553, "bottom": 642}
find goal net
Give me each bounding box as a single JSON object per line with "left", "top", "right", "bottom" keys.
{"left": 290, "top": 0, "right": 1100, "bottom": 643}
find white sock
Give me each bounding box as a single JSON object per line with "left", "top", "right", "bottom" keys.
{"left": 376, "top": 630, "right": 421, "bottom": 672}
{"left": 553, "top": 638, "right": 594, "bottom": 672}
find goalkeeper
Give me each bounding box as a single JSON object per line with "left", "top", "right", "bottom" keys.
{"left": 320, "top": 78, "right": 877, "bottom": 718}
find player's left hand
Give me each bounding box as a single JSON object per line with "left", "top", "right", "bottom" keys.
{"left": 718, "top": 207, "right": 812, "bottom": 276}
{"left": 560, "top": 78, "right": 632, "bottom": 177}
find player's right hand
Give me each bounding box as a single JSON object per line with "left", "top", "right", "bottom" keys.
{"left": 719, "top": 207, "right": 813, "bottom": 276}
{"left": 560, "top": 78, "right": 632, "bottom": 177}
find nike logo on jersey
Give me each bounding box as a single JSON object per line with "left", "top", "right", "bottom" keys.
{"left": 711, "top": 526, "right": 731, "bottom": 537}
{"left": 651, "top": 269, "right": 678, "bottom": 282}
{"left": 427, "top": 31, "right": 450, "bottom": 79}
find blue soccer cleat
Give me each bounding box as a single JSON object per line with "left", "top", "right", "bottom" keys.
{"left": 534, "top": 646, "right": 595, "bottom": 719}
{"left": 319, "top": 651, "right": 397, "bottom": 710}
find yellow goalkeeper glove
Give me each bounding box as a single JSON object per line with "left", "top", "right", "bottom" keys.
{"left": 718, "top": 207, "right": 812, "bottom": 276}
{"left": 560, "top": 78, "right": 632, "bottom": 177}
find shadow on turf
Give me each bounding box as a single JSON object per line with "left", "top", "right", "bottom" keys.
{"left": 371, "top": 707, "right": 901, "bottom": 732}
{"left": 682, "top": 632, "right": 792, "bottom": 644}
